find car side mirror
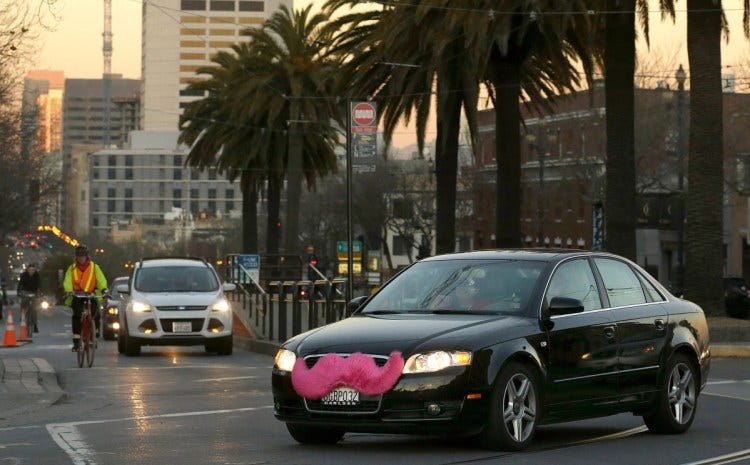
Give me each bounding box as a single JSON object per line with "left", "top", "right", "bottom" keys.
{"left": 347, "top": 295, "right": 368, "bottom": 316}
{"left": 548, "top": 296, "right": 584, "bottom": 316}
{"left": 223, "top": 282, "right": 237, "bottom": 292}
{"left": 115, "top": 283, "right": 130, "bottom": 295}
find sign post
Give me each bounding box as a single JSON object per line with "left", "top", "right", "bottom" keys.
{"left": 347, "top": 101, "right": 377, "bottom": 300}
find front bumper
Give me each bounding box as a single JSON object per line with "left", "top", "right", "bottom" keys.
{"left": 271, "top": 366, "right": 489, "bottom": 434}
{"left": 124, "top": 310, "right": 232, "bottom": 345}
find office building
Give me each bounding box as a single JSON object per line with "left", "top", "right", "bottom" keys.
{"left": 141, "top": 0, "right": 292, "bottom": 131}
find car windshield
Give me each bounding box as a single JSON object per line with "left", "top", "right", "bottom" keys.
{"left": 134, "top": 265, "right": 219, "bottom": 293}
{"left": 363, "top": 259, "right": 544, "bottom": 314}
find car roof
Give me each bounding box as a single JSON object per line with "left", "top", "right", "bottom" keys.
{"left": 137, "top": 257, "right": 209, "bottom": 268}
{"left": 112, "top": 276, "right": 129, "bottom": 283}
{"left": 419, "top": 248, "right": 616, "bottom": 263}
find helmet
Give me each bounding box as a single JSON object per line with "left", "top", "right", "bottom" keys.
{"left": 75, "top": 244, "right": 89, "bottom": 257}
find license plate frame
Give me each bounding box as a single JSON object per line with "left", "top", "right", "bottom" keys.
{"left": 172, "top": 321, "right": 192, "bottom": 333}
{"left": 321, "top": 387, "right": 360, "bottom": 406}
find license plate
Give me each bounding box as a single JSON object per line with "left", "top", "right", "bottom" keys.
{"left": 172, "top": 321, "right": 192, "bottom": 333}
{"left": 321, "top": 387, "right": 359, "bottom": 406}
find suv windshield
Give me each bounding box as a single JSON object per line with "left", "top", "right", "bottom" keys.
{"left": 363, "top": 259, "right": 544, "bottom": 314}
{"left": 134, "top": 265, "right": 219, "bottom": 293}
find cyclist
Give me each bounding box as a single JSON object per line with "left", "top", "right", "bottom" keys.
{"left": 63, "top": 245, "right": 108, "bottom": 352}
{"left": 17, "top": 263, "right": 42, "bottom": 332}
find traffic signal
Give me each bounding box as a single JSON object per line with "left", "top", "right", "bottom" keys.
{"left": 306, "top": 252, "right": 318, "bottom": 280}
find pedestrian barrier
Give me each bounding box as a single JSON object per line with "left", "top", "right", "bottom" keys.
{"left": 18, "top": 309, "right": 30, "bottom": 341}
{"left": 229, "top": 276, "right": 353, "bottom": 345}
{"left": 3, "top": 310, "right": 17, "bottom": 347}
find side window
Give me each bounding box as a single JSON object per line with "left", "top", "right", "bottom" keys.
{"left": 545, "top": 259, "right": 602, "bottom": 311}
{"left": 638, "top": 271, "right": 666, "bottom": 302}
{"left": 593, "top": 258, "right": 647, "bottom": 307}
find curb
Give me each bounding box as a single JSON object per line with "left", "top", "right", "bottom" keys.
{"left": 711, "top": 344, "right": 750, "bottom": 358}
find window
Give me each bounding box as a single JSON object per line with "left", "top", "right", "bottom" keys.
{"left": 239, "top": 0, "right": 263, "bottom": 11}
{"left": 191, "top": 169, "right": 200, "bottom": 180}
{"left": 208, "top": 200, "right": 216, "bottom": 211}
{"left": 173, "top": 189, "right": 182, "bottom": 200}
{"left": 593, "top": 258, "right": 647, "bottom": 307}
{"left": 124, "top": 200, "right": 133, "bottom": 212}
{"left": 392, "top": 198, "right": 412, "bottom": 219}
{"left": 174, "top": 155, "right": 182, "bottom": 166}
{"left": 174, "top": 169, "right": 182, "bottom": 180}
{"left": 181, "top": 0, "right": 206, "bottom": 10}
{"left": 210, "top": 0, "right": 234, "bottom": 11}
{"left": 108, "top": 155, "right": 117, "bottom": 166}
{"left": 191, "top": 188, "right": 199, "bottom": 199}
{"left": 108, "top": 188, "right": 116, "bottom": 198}
{"left": 108, "top": 168, "right": 116, "bottom": 179}
{"left": 225, "top": 189, "right": 234, "bottom": 199}
{"left": 546, "top": 259, "right": 602, "bottom": 311}
{"left": 125, "top": 188, "right": 133, "bottom": 198}
{"left": 125, "top": 168, "right": 133, "bottom": 180}
{"left": 638, "top": 271, "right": 666, "bottom": 302}
{"left": 108, "top": 200, "right": 115, "bottom": 212}
{"left": 190, "top": 200, "right": 199, "bottom": 213}
{"left": 208, "top": 188, "right": 216, "bottom": 199}
{"left": 125, "top": 155, "right": 133, "bottom": 166}
{"left": 226, "top": 201, "right": 234, "bottom": 212}
{"left": 208, "top": 168, "right": 217, "bottom": 180}
{"left": 392, "top": 235, "right": 409, "bottom": 256}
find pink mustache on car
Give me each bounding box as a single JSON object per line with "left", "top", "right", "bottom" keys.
{"left": 291, "top": 351, "right": 405, "bottom": 399}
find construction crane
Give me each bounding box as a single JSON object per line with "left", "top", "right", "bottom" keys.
{"left": 103, "top": 0, "right": 112, "bottom": 146}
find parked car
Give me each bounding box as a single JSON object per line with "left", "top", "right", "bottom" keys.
{"left": 116, "top": 257, "right": 236, "bottom": 356}
{"left": 102, "top": 276, "right": 129, "bottom": 340}
{"left": 724, "top": 277, "right": 750, "bottom": 318}
{"left": 272, "top": 249, "right": 711, "bottom": 450}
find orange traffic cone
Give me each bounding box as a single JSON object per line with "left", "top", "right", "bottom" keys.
{"left": 19, "top": 309, "right": 30, "bottom": 341}
{"left": 3, "top": 310, "right": 18, "bottom": 347}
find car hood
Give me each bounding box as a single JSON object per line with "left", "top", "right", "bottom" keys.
{"left": 288, "top": 313, "right": 536, "bottom": 357}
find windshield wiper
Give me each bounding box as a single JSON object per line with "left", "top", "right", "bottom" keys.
{"left": 365, "top": 310, "right": 403, "bottom": 314}
{"left": 429, "top": 309, "right": 498, "bottom": 315}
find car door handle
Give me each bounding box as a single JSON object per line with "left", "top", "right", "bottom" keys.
{"left": 603, "top": 326, "right": 616, "bottom": 339}
{"left": 654, "top": 319, "right": 666, "bottom": 332}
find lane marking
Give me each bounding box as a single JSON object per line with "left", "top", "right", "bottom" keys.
{"left": 195, "top": 376, "right": 258, "bottom": 382}
{"left": 61, "top": 365, "right": 269, "bottom": 371}
{"left": 47, "top": 405, "right": 272, "bottom": 465}
{"left": 703, "top": 392, "right": 750, "bottom": 402}
{"left": 566, "top": 425, "right": 648, "bottom": 446}
{"left": 707, "top": 379, "right": 750, "bottom": 385}
{"left": 680, "top": 448, "right": 750, "bottom": 465}
{"left": 88, "top": 376, "right": 259, "bottom": 389}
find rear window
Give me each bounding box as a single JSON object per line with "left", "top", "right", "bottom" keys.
{"left": 134, "top": 265, "right": 219, "bottom": 292}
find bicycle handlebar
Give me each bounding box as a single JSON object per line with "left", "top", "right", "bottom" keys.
{"left": 65, "top": 292, "right": 99, "bottom": 299}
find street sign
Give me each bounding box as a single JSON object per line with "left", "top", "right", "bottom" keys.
{"left": 337, "top": 240, "right": 362, "bottom": 257}
{"left": 235, "top": 254, "right": 260, "bottom": 285}
{"left": 350, "top": 101, "right": 378, "bottom": 173}
{"left": 352, "top": 102, "right": 376, "bottom": 127}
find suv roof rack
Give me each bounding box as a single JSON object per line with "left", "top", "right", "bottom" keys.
{"left": 137, "top": 256, "right": 210, "bottom": 267}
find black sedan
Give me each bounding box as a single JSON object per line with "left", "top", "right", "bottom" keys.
{"left": 272, "top": 250, "right": 710, "bottom": 450}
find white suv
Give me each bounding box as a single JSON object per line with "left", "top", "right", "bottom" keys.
{"left": 116, "top": 257, "right": 236, "bottom": 356}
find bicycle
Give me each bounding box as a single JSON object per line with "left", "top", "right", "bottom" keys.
{"left": 69, "top": 292, "right": 98, "bottom": 368}
{"left": 18, "top": 290, "right": 41, "bottom": 336}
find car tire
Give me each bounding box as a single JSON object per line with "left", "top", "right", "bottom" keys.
{"left": 643, "top": 352, "right": 698, "bottom": 434}
{"left": 117, "top": 323, "right": 126, "bottom": 354}
{"left": 123, "top": 328, "right": 141, "bottom": 356}
{"left": 286, "top": 423, "right": 344, "bottom": 445}
{"left": 216, "top": 336, "right": 233, "bottom": 356}
{"left": 479, "top": 362, "right": 539, "bottom": 451}
{"left": 726, "top": 303, "right": 749, "bottom": 319}
{"left": 103, "top": 327, "right": 114, "bottom": 341}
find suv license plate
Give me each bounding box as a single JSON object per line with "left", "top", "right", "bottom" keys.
{"left": 321, "top": 387, "right": 359, "bottom": 406}
{"left": 173, "top": 321, "right": 192, "bottom": 333}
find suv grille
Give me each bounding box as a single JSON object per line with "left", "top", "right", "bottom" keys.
{"left": 156, "top": 305, "right": 207, "bottom": 311}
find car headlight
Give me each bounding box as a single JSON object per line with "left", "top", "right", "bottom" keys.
{"left": 40, "top": 300, "right": 50, "bottom": 310}
{"left": 211, "top": 298, "right": 230, "bottom": 312}
{"left": 274, "top": 349, "right": 297, "bottom": 372}
{"left": 402, "top": 350, "right": 472, "bottom": 374}
{"left": 107, "top": 306, "right": 118, "bottom": 315}
{"left": 131, "top": 301, "right": 152, "bottom": 313}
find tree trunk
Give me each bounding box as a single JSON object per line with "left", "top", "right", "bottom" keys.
{"left": 685, "top": 0, "right": 724, "bottom": 315}
{"left": 434, "top": 78, "right": 462, "bottom": 254}
{"left": 283, "top": 110, "right": 303, "bottom": 255}
{"left": 603, "top": 0, "right": 636, "bottom": 260}
{"left": 492, "top": 58, "right": 522, "bottom": 248}
{"left": 266, "top": 175, "right": 281, "bottom": 254}
{"left": 241, "top": 178, "right": 258, "bottom": 253}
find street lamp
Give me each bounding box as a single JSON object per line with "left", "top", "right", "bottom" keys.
{"left": 675, "top": 64, "right": 687, "bottom": 293}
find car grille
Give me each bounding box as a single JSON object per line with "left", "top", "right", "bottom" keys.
{"left": 160, "top": 318, "right": 204, "bottom": 332}
{"left": 303, "top": 353, "right": 390, "bottom": 369}
{"left": 301, "top": 353, "right": 389, "bottom": 414}
{"left": 156, "top": 305, "right": 207, "bottom": 311}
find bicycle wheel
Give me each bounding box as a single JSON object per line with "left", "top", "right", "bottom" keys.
{"left": 86, "top": 316, "right": 96, "bottom": 367}
{"left": 76, "top": 334, "right": 84, "bottom": 368}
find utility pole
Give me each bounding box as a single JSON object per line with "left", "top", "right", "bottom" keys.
{"left": 103, "top": 0, "right": 112, "bottom": 147}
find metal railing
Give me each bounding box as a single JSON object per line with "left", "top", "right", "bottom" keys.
{"left": 228, "top": 274, "right": 350, "bottom": 344}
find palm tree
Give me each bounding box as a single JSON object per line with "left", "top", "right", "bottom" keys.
{"left": 241, "top": 5, "right": 341, "bottom": 255}
{"left": 684, "top": 0, "right": 730, "bottom": 314}
{"left": 180, "top": 6, "right": 341, "bottom": 256}
{"left": 179, "top": 45, "right": 262, "bottom": 252}
{"left": 326, "top": 1, "right": 595, "bottom": 253}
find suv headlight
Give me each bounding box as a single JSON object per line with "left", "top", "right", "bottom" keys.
{"left": 132, "top": 301, "right": 152, "bottom": 313}
{"left": 211, "top": 298, "right": 230, "bottom": 312}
